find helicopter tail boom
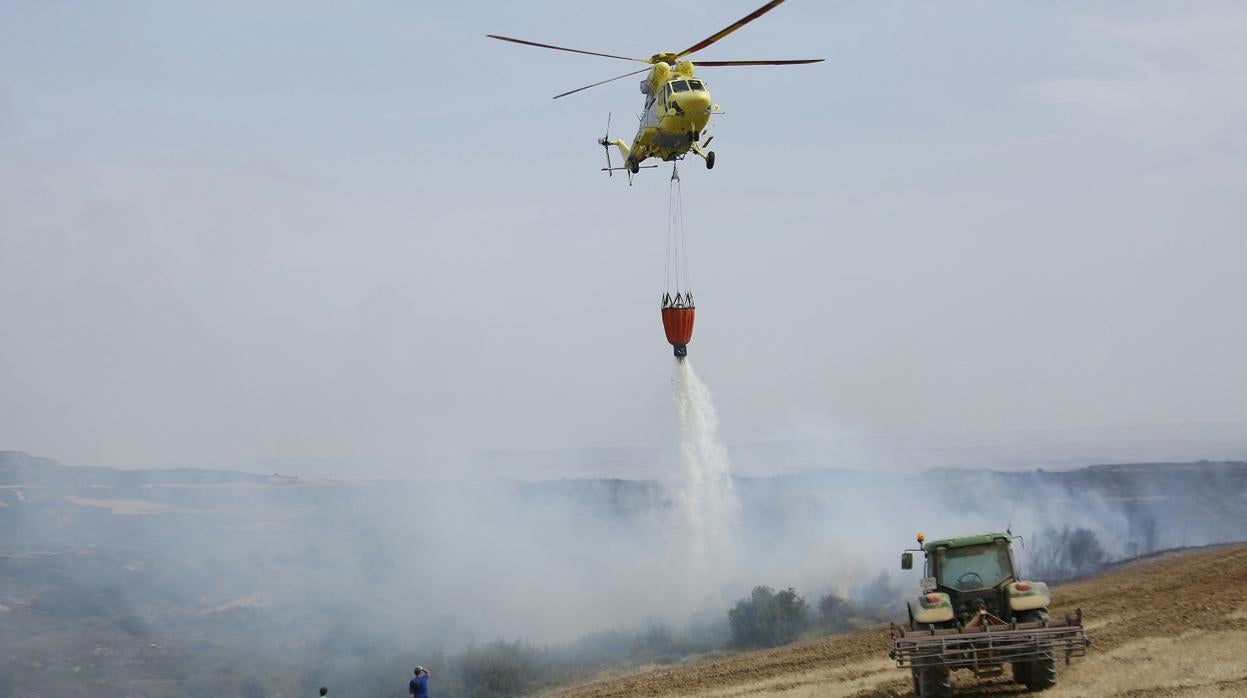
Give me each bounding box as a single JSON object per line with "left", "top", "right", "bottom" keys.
{"left": 603, "top": 138, "right": 630, "bottom": 161}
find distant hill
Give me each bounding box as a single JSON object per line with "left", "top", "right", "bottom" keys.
{"left": 0, "top": 450, "right": 282, "bottom": 487}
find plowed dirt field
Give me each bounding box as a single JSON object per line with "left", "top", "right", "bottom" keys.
{"left": 546, "top": 544, "right": 1247, "bottom": 697}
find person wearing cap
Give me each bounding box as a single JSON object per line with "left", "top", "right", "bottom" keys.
{"left": 409, "top": 666, "right": 430, "bottom": 697}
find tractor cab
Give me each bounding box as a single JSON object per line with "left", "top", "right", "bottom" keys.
{"left": 902, "top": 532, "right": 1023, "bottom": 624}
{"left": 928, "top": 534, "right": 1016, "bottom": 592}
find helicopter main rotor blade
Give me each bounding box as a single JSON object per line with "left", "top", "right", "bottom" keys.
{"left": 675, "top": 0, "right": 788, "bottom": 60}
{"left": 695, "top": 59, "right": 824, "bottom": 66}
{"left": 553, "top": 66, "right": 651, "bottom": 100}
{"left": 486, "top": 34, "right": 650, "bottom": 63}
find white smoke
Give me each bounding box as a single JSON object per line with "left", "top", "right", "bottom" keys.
{"left": 667, "top": 359, "right": 741, "bottom": 600}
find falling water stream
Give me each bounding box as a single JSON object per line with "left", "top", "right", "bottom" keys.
{"left": 671, "top": 359, "right": 740, "bottom": 588}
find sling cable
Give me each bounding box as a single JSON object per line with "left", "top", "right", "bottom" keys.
{"left": 661, "top": 163, "right": 695, "bottom": 359}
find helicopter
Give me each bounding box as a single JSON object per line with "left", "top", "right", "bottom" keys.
{"left": 487, "top": 0, "right": 822, "bottom": 181}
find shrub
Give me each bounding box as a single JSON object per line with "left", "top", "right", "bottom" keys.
{"left": 1030, "top": 526, "right": 1110, "bottom": 579}
{"left": 727, "top": 586, "right": 809, "bottom": 648}
{"left": 817, "top": 593, "right": 849, "bottom": 628}
{"left": 629, "top": 624, "right": 683, "bottom": 662}
{"left": 458, "top": 640, "right": 548, "bottom": 697}
{"left": 855, "top": 571, "right": 903, "bottom": 611}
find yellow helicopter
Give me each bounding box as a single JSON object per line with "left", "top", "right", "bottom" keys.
{"left": 488, "top": 0, "right": 822, "bottom": 180}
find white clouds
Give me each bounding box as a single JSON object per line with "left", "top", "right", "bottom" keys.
{"left": 1028, "top": 5, "right": 1247, "bottom": 151}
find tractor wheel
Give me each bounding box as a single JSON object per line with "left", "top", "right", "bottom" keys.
{"left": 705, "top": 151, "right": 716, "bottom": 169}
{"left": 1022, "top": 655, "right": 1057, "bottom": 692}
{"left": 1011, "top": 660, "right": 1031, "bottom": 686}
{"left": 917, "top": 665, "right": 952, "bottom": 698}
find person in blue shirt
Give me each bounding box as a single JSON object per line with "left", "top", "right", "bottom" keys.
{"left": 409, "top": 666, "right": 430, "bottom": 697}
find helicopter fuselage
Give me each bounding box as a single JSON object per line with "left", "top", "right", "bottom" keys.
{"left": 608, "top": 61, "right": 718, "bottom": 169}
{"left": 635, "top": 78, "right": 712, "bottom": 160}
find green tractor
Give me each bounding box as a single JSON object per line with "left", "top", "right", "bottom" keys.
{"left": 889, "top": 531, "right": 1089, "bottom": 697}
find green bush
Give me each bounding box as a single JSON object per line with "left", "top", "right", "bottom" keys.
{"left": 727, "top": 586, "right": 810, "bottom": 648}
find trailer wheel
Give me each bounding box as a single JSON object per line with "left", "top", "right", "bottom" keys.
{"left": 918, "top": 665, "right": 952, "bottom": 698}
{"left": 1022, "top": 655, "right": 1057, "bottom": 692}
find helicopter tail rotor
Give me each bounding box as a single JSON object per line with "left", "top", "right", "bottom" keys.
{"left": 599, "top": 113, "right": 638, "bottom": 185}
{"left": 599, "top": 112, "right": 614, "bottom": 177}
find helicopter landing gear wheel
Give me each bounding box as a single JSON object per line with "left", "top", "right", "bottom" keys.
{"left": 626, "top": 157, "right": 639, "bottom": 174}
{"left": 705, "top": 151, "right": 715, "bottom": 170}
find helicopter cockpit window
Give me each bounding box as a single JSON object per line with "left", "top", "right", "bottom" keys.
{"left": 688, "top": 80, "right": 704, "bottom": 91}
{"left": 671, "top": 80, "right": 691, "bottom": 93}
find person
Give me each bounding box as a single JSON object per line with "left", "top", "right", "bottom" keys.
{"left": 319, "top": 688, "right": 328, "bottom": 696}
{"left": 409, "top": 666, "right": 430, "bottom": 697}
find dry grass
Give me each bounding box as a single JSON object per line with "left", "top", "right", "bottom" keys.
{"left": 545, "top": 544, "right": 1247, "bottom": 697}
{"left": 1046, "top": 630, "right": 1247, "bottom": 697}
{"left": 694, "top": 658, "right": 895, "bottom": 697}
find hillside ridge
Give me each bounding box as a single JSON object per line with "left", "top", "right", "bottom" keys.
{"left": 545, "top": 544, "right": 1247, "bottom": 697}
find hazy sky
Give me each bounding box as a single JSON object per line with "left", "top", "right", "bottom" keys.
{"left": 2, "top": 1, "right": 1244, "bottom": 474}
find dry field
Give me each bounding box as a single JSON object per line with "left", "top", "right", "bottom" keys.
{"left": 546, "top": 544, "right": 1247, "bottom": 697}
